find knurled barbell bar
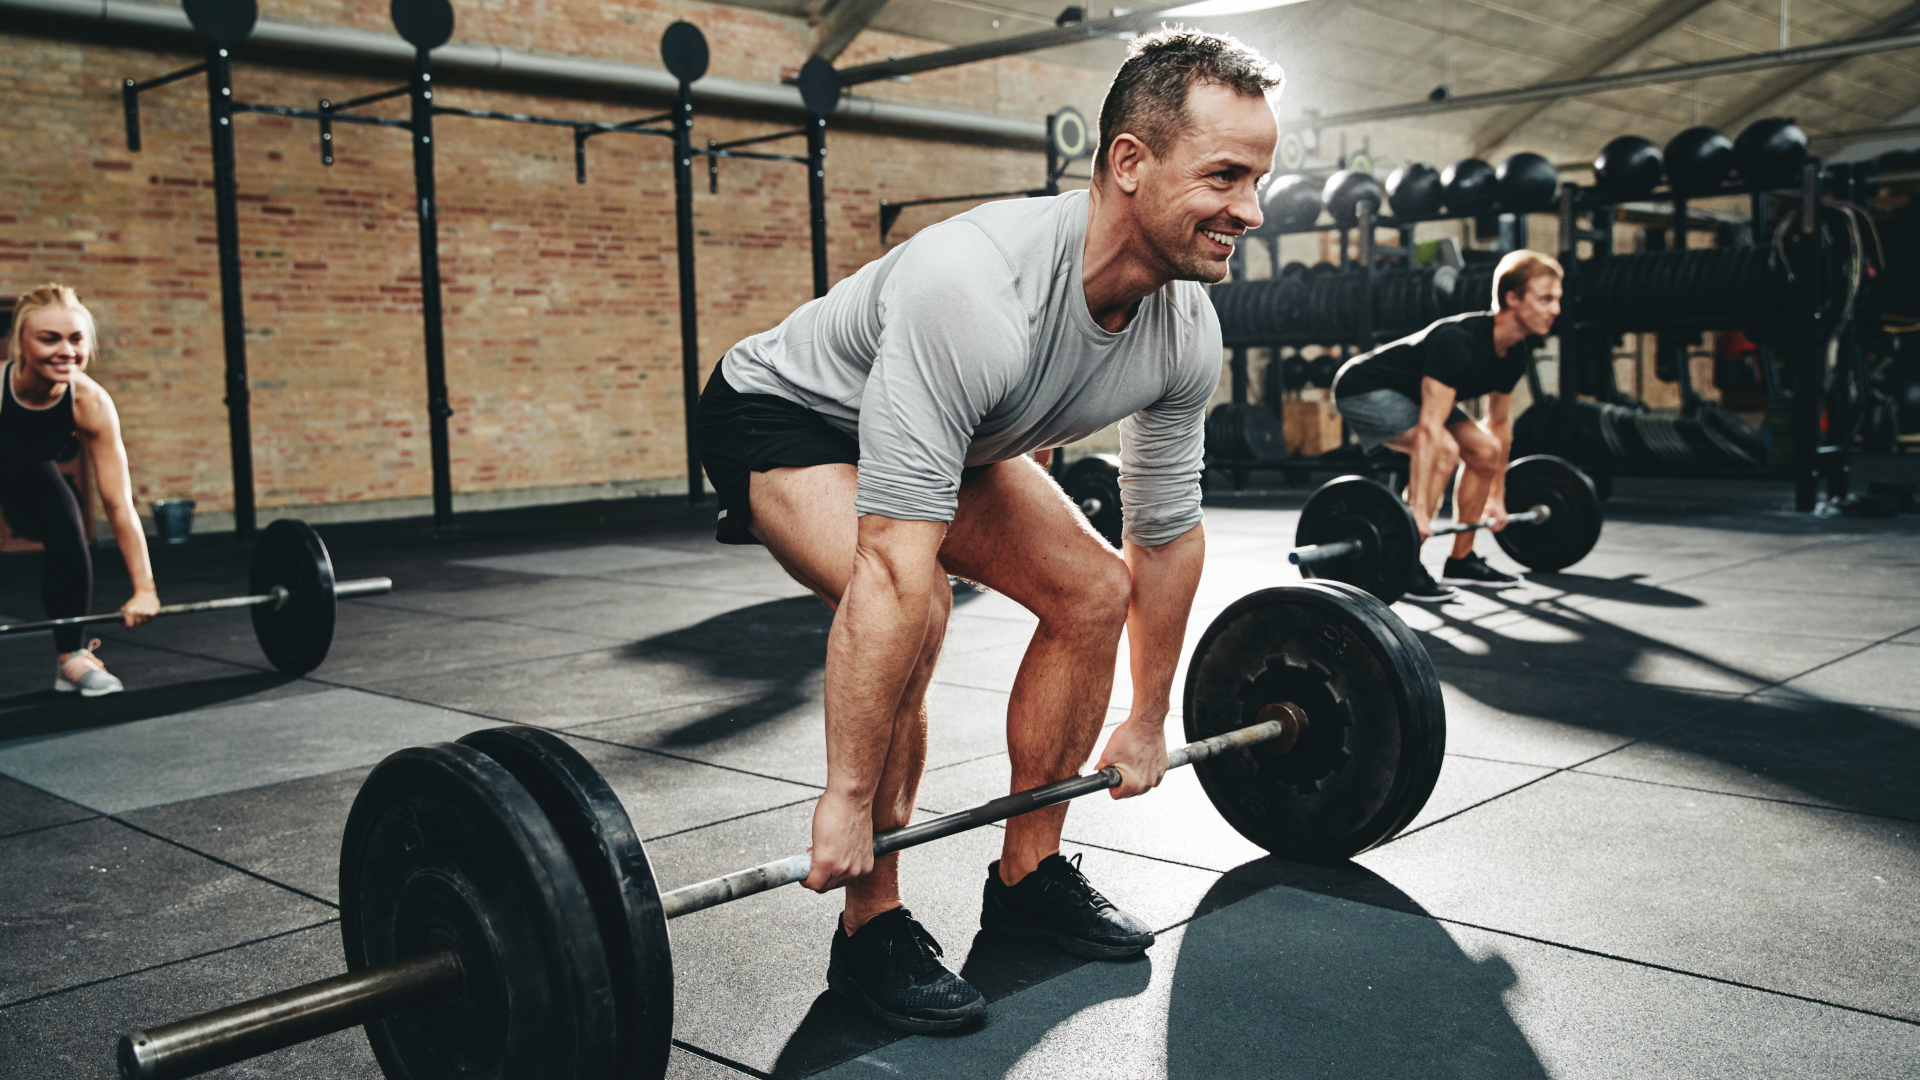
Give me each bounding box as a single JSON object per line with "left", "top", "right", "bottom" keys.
{"left": 116, "top": 580, "right": 1444, "bottom": 1080}
{"left": 1288, "top": 455, "right": 1604, "bottom": 605}
{"left": 0, "top": 518, "right": 391, "bottom": 675}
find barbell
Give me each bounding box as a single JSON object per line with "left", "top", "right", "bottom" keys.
{"left": 0, "top": 518, "right": 391, "bottom": 675}
{"left": 116, "top": 580, "right": 1444, "bottom": 1080}
{"left": 1289, "top": 455, "right": 1604, "bottom": 604}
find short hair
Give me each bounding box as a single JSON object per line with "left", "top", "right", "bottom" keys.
{"left": 8, "top": 283, "right": 98, "bottom": 367}
{"left": 1492, "top": 251, "right": 1564, "bottom": 310}
{"left": 1094, "top": 27, "right": 1283, "bottom": 177}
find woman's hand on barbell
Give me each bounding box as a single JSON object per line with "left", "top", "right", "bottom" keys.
{"left": 121, "top": 589, "right": 160, "bottom": 627}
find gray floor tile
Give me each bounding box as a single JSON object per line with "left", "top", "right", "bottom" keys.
{"left": 498, "top": 590, "right": 788, "bottom": 643}
{"left": 1431, "top": 667, "right": 1732, "bottom": 768}
{"left": 1576, "top": 698, "right": 1920, "bottom": 820}
{"left": 1403, "top": 596, "right": 1868, "bottom": 694}
{"left": 1569, "top": 584, "right": 1920, "bottom": 642}
{"left": 0, "top": 774, "right": 94, "bottom": 838}
{"left": 1354, "top": 771, "right": 1920, "bottom": 1020}
{"left": 566, "top": 680, "right": 1016, "bottom": 788}
{"left": 362, "top": 572, "right": 699, "bottom": 621}
{"left": 1761, "top": 642, "right": 1920, "bottom": 711}
{"left": 0, "top": 924, "right": 366, "bottom": 1079}
{"left": 1679, "top": 536, "right": 1920, "bottom": 599}
{"left": 817, "top": 881, "right": 1920, "bottom": 1080}
{"left": 0, "top": 688, "right": 497, "bottom": 814}
{"left": 370, "top": 644, "right": 820, "bottom": 730}
{"left": 0, "top": 641, "right": 321, "bottom": 742}
{"left": 452, "top": 543, "right": 724, "bottom": 577}
{"left": 0, "top": 818, "right": 334, "bottom": 1006}
{"left": 119, "top": 767, "right": 371, "bottom": 904}
{"left": 553, "top": 733, "right": 819, "bottom": 839}
{"left": 648, "top": 800, "right": 1220, "bottom": 1077}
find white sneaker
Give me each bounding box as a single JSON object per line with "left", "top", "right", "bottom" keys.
{"left": 55, "top": 639, "right": 125, "bottom": 697}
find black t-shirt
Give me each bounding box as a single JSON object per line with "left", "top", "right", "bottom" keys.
{"left": 1332, "top": 313, "right": 1532, "bottom": 403}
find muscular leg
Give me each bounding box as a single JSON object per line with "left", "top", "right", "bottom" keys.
{"left": 746, "top": 463, "right": 951, "bottom": 932}
{"left": 1447, "top": 420, "right": 1504, "bottom": 560}
{"left": 938, "top": 456, "right": 1131, "bottom": 885}
{"left": 1385, "top": 425, "right": 1461, "bottom": 537}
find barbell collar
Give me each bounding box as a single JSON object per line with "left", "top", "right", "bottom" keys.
{"left": 658, "top": 715, "right": 1294, "bottom": 921}
{"left": 116, "top": 950, "right": 461, "bottom": 1080}
{"left": 1289, "top": 538, "right": 1363, "bottom": 566}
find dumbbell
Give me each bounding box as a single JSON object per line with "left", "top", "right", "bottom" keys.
{"left": 115, "top": 581, "right": 1445, "bottom": 1080}
{"left": 0, "top": 519, "right": 389, "bottom": 674}
{"left": 1289, "top": 455, "right": 1603, "bottom": 604}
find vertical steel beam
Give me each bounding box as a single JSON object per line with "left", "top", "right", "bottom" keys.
{"left": 205, "top": 44, "right": 257, "bottom": 544}
{"left": 807, "top": 113, "right": 829, "bottom": 299}
{"left": 673, "top": 80, "right": 703, "bottom": 504}
{"left": 408, "top": 49, "right": 455, "bottom": 533}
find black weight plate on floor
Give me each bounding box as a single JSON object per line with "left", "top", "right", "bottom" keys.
{"left": 1294, "top": 476, "right": 1417, "bottom": 604}
{"left": 1496, "top": 455, "right": 1602, "bottom": 572}
{"left": 248, "top": 518, "right": 337, "bottom": 675}
{"left": 341, "top": 743, "right": 617, "bottom": 1080}
{"left": 1064, "top": 454, "right": 1123, "bottom": 548}
{"left": 1182, "top": 581, "right": 1446, "bottom": 861}
{"left": 461, "top": 728, "right": 672, "bottom": 1080}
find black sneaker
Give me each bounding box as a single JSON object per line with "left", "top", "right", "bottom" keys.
{"left": 981, "top": 853, "right": 1155, "bottom": 959}
{"left": 1402, "top": 563, "right": 1459, "bottom": 604}
{"left": 827, "top": 907, "right": 986, "bottom": 1033}
{"left": 1442, "top": 552, "right": 1524, "bottom": 588}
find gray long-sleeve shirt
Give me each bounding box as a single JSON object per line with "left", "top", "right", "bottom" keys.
{"left": 720, "top": 189, "right": 1219, "bottom": 547}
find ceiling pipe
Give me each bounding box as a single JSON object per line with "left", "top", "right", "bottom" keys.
{"left": 1, "top": 0, "right": 1049, "bottom": 143}
{"left": 1302, "top": 28, "right": 1920, "bottom": 127}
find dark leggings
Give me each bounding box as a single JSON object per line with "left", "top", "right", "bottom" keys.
{"left": 0, "top": 462, "right": 93, "bottom": 653}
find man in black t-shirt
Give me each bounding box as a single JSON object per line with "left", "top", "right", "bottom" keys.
{"left": 1332, "top": 250, "right": 1563, "bottom": 601}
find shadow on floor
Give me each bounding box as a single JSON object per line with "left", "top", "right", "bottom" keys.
{"left": 1424, "top": 589, "right": 1918, "bottom": 822}
{"left": 0, "top": 672, "right": 298, "bottom": 741}
{"left": 1164, "top": 859, "right": 1549, "bottom": 1080}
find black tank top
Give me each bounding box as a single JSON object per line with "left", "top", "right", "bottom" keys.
{"left": 0, "top": 362, "right": 79, "bottom": 463}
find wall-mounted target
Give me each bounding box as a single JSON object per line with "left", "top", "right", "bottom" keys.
{"left": 185, "top": 0, "right": 257, "bottom": 43}
{"left": 798, "top": 56, "right": 840, "bottom": 115}
{"left": 661, "top": 21, "right": 710, "bottom": 84}
{"left": 390, "top": 0, "right": 454, "bottom": 50}
{"left": 1049, "top": 107, "right": 1091, "bottom": 161}
{"left": 1278, "top": 131, "right": 1307, "bottom": 172}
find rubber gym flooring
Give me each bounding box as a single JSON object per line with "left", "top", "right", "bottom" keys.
{"left": 1, "top": 473, "right": 1916, "bottom": 1079}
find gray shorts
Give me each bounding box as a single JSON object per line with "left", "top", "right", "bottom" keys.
{"left": 1334, "top": 389, "right": 1474, "bottom": 452}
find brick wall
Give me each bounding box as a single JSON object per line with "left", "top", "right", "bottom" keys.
{"left": 2, "top": 1, "right": 1114, "bottom": 526}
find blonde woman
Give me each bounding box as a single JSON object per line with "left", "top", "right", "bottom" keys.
{"left": 2, "top": 284, "right": 158, "bottom": 695}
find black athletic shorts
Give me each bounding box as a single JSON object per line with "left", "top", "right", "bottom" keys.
{"left": 694, "top": 364, "right": 991, "bottom": 546}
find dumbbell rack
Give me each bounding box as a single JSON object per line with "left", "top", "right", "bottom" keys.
{"left": 1551, "top": 163, "right": 1842, "bottom": 511}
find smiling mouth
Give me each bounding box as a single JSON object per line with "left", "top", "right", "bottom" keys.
{"left": 1200, "top": 228, "right": 1238, "bottom": 251}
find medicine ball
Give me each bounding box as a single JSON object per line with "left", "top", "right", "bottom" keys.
{"left": 1496, "top": 152, "right": 1557, "bottom": 209}
{"left": 1733, "top": 118, "right": 1809, "bottom": 189}
{"left": 1306, "top": 355, "right": 1338, "bottom": 388}
{"left": 1441, "top": 158, "right": 1496, "bottom": 214}
{"left": 1322, "top": 169, "right": 1386, "bottom": 227}
{"left": 1593, "top": 135, "right": 1662, "bottom": 200}
{"left": 1663, "top": 126, "right": 1734, "bottom": 195}
{"left": 1262, "top": 175, "right": 1323, "bottom": 231}
{"left": 1386, "top": 163, "right": 1444, "bottom": 218}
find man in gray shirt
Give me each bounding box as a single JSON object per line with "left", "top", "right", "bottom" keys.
{"left": 695, "top": 28, "right": 1279, "bottom": 1032}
